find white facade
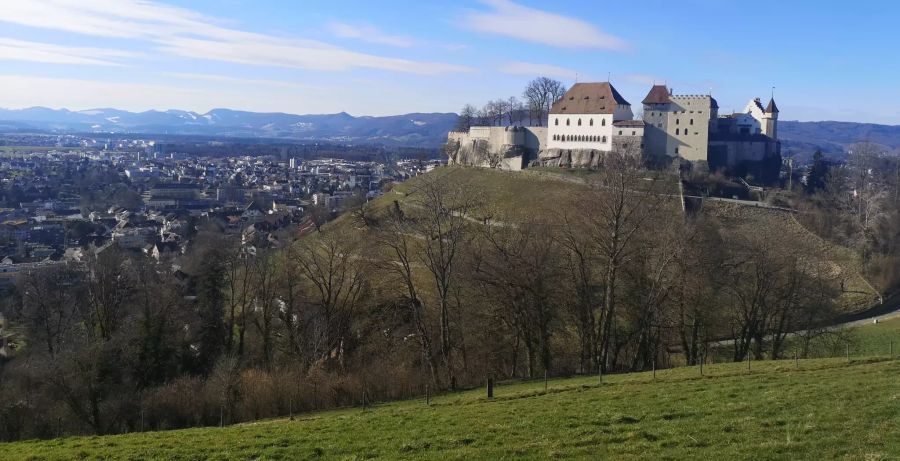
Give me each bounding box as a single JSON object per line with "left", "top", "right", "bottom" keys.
{"left": 547, "top": 113, "right": 617, "bottom": 150}
{"left": 745, "top": 98, "right": 778, "bottom": 138}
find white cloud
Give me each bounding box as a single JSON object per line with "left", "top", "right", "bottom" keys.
{"left": 0, "top": 38, "right": 136, "bottom": 66}
{"left": 463, "top": 0, "right": 628, "bottom": 50}
{"left": 327, "top": 22, "right": 413, "bottom": 48}
{"left": 156, "top": 37, "right": 471, "bottom": 74}
{"left": 0, "top": 74, "right": 460, "bottom": 116}
{"left": 0, "top": 0, "right": 471, "bottom": 74}
{"left": 162, "top": 73, "right": 323, "bottom": 91}
{"left": 621, "top": 73, "right": 663, "bottom": 86}
{"left": 498, "top": 61, "right": 577, "bottom": 79}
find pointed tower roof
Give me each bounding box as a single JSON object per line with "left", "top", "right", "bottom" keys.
{"left": 765, "top": 98, "right": 779, "bottom": 113}
{"left": 642, "top": 85, "right": 671, "bottom": 104}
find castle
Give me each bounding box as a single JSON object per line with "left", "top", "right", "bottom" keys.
{"left": 445, "top": 82, "right": 782, "bottom": 182}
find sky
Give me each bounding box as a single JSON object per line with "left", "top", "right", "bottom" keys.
{"left": 0, "top": 0, "right": 898, "bottom": 124}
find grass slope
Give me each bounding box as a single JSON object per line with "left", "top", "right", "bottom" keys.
{"left": 4, "top": 357, "right": 899, "bottom": 460}
{"left": 382, "top": 167, "right": 878, "bottom": 313}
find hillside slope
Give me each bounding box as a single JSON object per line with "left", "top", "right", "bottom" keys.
{"left": 372, "top": 167, "right": 878, "bottom": 313}
{"left": 5, "top": 357, "right": 899, "bottom": 460}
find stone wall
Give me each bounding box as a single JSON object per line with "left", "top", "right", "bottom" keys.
{"left": 445, "top": 126, "right": 546, "bottom": 171}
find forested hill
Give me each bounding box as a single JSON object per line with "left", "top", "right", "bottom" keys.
{"left": 779, "top": 120, "right": 900, "bottom": 161}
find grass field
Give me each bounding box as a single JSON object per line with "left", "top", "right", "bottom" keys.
{"left": 809, "top": 315, "right": 900, "bottom": 358}
{"left": 3, "top": 356, "right": 898, "bottom": 460}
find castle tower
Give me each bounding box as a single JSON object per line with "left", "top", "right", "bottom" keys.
{"left": 763, "top": 98, "right": 779, "bottom": 139}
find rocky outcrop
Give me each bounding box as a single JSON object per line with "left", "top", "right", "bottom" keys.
{"left": 534, "top": 148, "right": 607, "bottom": 168}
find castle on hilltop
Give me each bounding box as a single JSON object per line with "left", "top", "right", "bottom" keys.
{"left": 445, "top": 81, "right": 782, "bottom": 182}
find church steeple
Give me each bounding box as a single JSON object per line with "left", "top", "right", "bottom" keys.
{"left": 765, "top": 98, "right": 779, "bottom": 114}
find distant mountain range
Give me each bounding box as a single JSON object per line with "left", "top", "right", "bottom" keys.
{"left": 0, "top": 107, "right": 459, "bottom": 148}
{"left": 1, "top": 106, "right": 899, "bottom": 158}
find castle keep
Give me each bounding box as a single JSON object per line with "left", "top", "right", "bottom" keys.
{"left": 446, "top": 81, "right": 781, "bottom": 180}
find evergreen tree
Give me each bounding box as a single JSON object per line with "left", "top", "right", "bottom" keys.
{"left": 195, "top": 255, "right": 227, "bottom": 374}
{"left": 806, "top": 150, "right": 829, "bottom": 193}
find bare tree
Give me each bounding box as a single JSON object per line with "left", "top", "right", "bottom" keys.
{"left": 455, "top": 104, "right": 477, "bottom": 132}
{"left": 83, "top": 249, "right": 135, "bottom": 341}
{"left": 291, "top": 228, "right": 366, "bottom": 369}
{"left": 476, "top": 217, "right": 563, "bottom": 378}
{"left": 576, "top": 147, "right": 666, "bottom": 371}
{"left": 15, "top": 265, "right": 84, "bottom": 357}
{"left": 250, "top": 250, "right": 280, "bottom": 369}
{"left": 523, "top": 77, "right": 567, "bottom": 126}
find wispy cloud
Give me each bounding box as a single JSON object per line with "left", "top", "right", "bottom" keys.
{"left": 0, "top": 0, "right": 471, "bottom": 74}
{"left": 621, "top": 73, "right": 664, "bottom": 86}
{"left": 327, "top": 22, "right": 413, "bottom": 48}
{"left": 163, "top": 72, "right": 316, "bottom": 90}
{"left": 0, "top": 38, "right": 136, "bottom": 66}
{"left": 463, "top": 0, "right": 628, "bottom": 50}
{"left": 498, "top": 61, "right": 577, "bottom": 80}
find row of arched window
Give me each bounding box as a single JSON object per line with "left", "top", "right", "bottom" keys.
{"left": 675, "top": 119, "right": 694, "bottom": 125}
{"left": 554, "top": 118, "right": 606, "bottom": 127}
{"left": 553, "top": 134, "right": 607, "bottom": 143}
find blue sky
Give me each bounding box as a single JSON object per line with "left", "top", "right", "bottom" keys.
{"left": 0, "top": 0, "right": 898, "bottom": 124}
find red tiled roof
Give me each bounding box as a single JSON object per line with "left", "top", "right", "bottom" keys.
{"left": 550, "top": 82, "right": 630, "bottom": 115}
{"left": 642, "top": 85, "right": 671, "bottom": 104}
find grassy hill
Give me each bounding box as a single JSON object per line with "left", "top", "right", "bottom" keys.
{"left": 376, "top": 167, "right": 879, "bottom": 314}
{"left": 5, "top": 355, "right": 898, "bottom": 460}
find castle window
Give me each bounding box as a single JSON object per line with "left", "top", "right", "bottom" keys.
{"left": 566, "top": 119, "right": 570, "bottom": 126}
{"left": 590, "top": 119, "right": 594, "bottom": 126}
{"left": 675, "top": 147, "right": 679, "bottom": 154}
{"left": 676, "top": 128, "right": 680, "bottom": 135}
{"left": 555, "top": 118, "right": 559, "bottom": 126}
{"left": 632, "top": 131, "right": 636, "bottom": 136}
{"left": 602, "top": 136, "right": 607, "bottom": 143}
{"left": 601, "top": 119, "right": 607, "bottom": 126}
{"left": 578, "top": 119, "right": 582, "bottom": 126}
{"left": 690, "top": 119, "right": 694, "bottom": 125}
{"left": 676, "top": 119, "right": 680, "bottom": 125}
{"left": 618, "top": 130, "right": 622, "bottom": 135}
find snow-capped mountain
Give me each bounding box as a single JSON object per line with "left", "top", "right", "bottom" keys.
{"left": 0, "top": 107, "right": 458, "bottom": 147}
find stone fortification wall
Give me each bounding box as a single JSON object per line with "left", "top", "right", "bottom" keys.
{"left": 445, "top": 126, "right": 546, "bottom": 171}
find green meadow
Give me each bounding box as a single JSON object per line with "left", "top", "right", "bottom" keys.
{"left": 4, "top": 354, "right": 898, "bottom": 460}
